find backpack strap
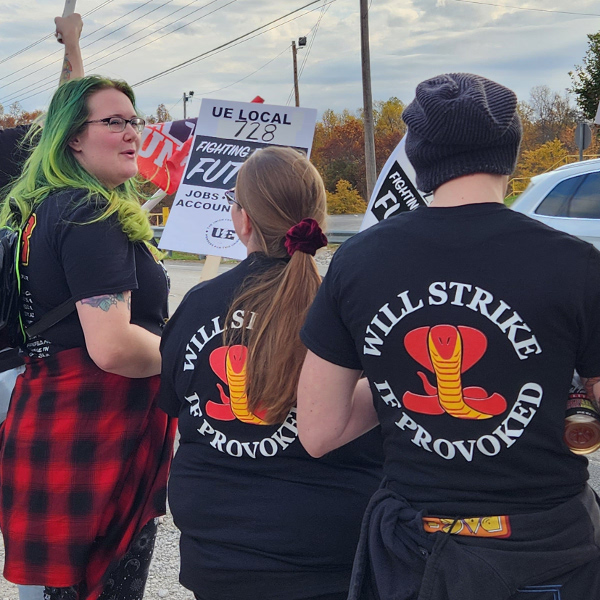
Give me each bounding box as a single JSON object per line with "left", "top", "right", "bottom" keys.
{"left": 12, "top": 205, "right": 77, "bottom": 343}
{"left": 24, "top": 297, "right": 76, "bottom": 340}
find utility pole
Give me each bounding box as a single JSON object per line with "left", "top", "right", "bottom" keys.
{"left": 292, "top": 40, "right": 300, "bottom": 107}
{"left": 291, "top": 37, "right": 306, "bottom": 107}
{"left": 183, "top": 90, "right": 195, "bottom": 119}
{"left": 360, "top": 0, "right": 377, "bottom": 202}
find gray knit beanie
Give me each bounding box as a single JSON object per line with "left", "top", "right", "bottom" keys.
{"left": 402, "top": 73, "right": 522, "bottom": 193}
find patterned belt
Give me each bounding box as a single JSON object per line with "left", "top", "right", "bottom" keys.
{"left": 423, "top": 515, "right": 511, "bottom": 538}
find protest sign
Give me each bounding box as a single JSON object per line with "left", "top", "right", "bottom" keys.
{"left": 138, "top": 118, "right": 197, "bottom": 194}
{"left": 360, "top": 136, "right": 431, "bottom": 232}
{"left": 138, "top": 98, "right": 264, "bottom": 195}
{"left": 159, "top": 99, "right": 317, "bottom": 260}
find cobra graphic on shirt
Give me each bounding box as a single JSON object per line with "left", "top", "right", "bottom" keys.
{"left": 181, "top": 310, "right": 298, "bottom": 459}
{"left": 403, "top": 325, "right": 507, "bottom": 420}
{"left": 205, "top": 345, "right": 268, "bottom": 425}
{"left": 362, "top": 281, "right": 543, "bottom": 462}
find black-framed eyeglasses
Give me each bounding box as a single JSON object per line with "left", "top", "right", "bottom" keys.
{"left": 84, "top": 116, "right": 146, "bottom": 133}
{"left": 225, "top": 188, "right": 241, "bottom": 208}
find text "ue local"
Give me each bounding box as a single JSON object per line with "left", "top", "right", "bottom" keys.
{"left": 212, "top": 106, "right": 292, "bottom": 125}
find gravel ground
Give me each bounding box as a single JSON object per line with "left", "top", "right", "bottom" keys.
{"left": 0, "top": 509, "right": 193, "bottom": 600}
{"left": 145, "top": 512, "right": 194, "bottom": 600}
{"left": 0, "top": 248, "right": 338, "bottom": 600}
{"left": 315, "top": 247, "right": 336, "bottom": 272}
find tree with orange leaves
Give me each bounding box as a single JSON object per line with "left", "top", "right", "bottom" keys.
{"left": 0, "top": 102, "right": 43, "bottom": 129}
{"left": 311, "top": 97, "right": 406, "bottom": 202}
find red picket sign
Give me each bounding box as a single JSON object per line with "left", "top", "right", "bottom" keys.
{"left": 138, "top": 118, "right": 196, "bottom": 194}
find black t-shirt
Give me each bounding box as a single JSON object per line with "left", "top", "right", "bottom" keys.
{"left": 159, "top": 253, "right": 383, "bottom": 598}
{"left": 20, "top": 188, "right": 169, "bottom": 357}
{"left": 301, "top": 203, "right": 600, "bottom": 516}
{"left": 0, "top": 125, "right": 31, "bottom": 191}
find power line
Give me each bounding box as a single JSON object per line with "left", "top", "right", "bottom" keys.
{"left": 166, "top": 40, "right": 292, "bottom": 113}
{"left": 286, "top": 26, "right": 321, "bottom": 104}
{"left": 2, "top": 0, "right": 182, "bottom": 100}
{"left": 167, "top": 95, "right": 184, "bottom": 113}
{"left": 286, "top": 0, "right": 330, "bottom": 105}
{"left": 9, "top": 0, "right": 238, "bottom": 105}
{"left": 132, "top": 0, "right": 328, "bottom": 87}
{"left": 300, "top": 1, "right": 328, "bottom": 77}
{"left": 195, "top": 45, "right": 291, "bottom": 99}
{"left": 0, "top": 0, "right": 116, "bottom": 66}
{"left": 0, "top": 0, "right": 159, "bottom": 85}
{"left": 2, "top": 0, "right": 227, "bottom": 106}
{"left": 81, "top": 0, "right": 174, "bottom": 50}
{"left": 451, "top": 0, "right": 600, "bottom": 17}
{"left": 85, "top": 0, "right": 230, "bottom": 72}
{"left": 83, "top": 0, "right": 119, "bottom": 17}
{"left": 147, "top": 0, "right": 338, "bottom": 101}
{"left": 11, "top": 0, "right": 337, "bottom": 104}
{"left": 79, "top": 0, "right": 179, "bottom": 55}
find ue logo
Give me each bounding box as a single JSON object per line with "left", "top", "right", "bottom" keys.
{"left": 205, "top": 218, "right": 240, "bottom": 249}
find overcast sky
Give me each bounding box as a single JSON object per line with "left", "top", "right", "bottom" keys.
{"left": 0, "top": 0, "right": 599, "bottom": 121}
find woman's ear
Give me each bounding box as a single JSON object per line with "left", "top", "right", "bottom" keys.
{"left": 68, "top": 136, "right": 82, "bottom": 152}
{"left": 240, "top": 208, "right": 253, "bottom": 240}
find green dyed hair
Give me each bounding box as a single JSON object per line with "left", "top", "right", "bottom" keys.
{"left": 0, "top": 75, "right": 152, "bottom": 242}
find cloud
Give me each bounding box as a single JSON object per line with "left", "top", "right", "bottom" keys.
{"left": 0, "top": 0, "right": 598, "bottom": 119}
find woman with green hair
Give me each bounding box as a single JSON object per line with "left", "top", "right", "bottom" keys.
{"left": 0, "top": 75, "right": 176, "bottom": 600}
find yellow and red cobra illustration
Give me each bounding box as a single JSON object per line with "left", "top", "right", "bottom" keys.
{"left": 205, "top": 345, "right": 268, "bottom": 425}
{"left": 403, "top": 325, "right": 506, "bottom": 420}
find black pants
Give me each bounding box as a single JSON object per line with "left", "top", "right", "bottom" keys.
{"left": 195, "top": 594, "right": 347, "bottom": 600}
{"left": 44, "top": 518, "right": 158, "bottom": 600}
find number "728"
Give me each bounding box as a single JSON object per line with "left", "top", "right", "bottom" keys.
{"left": 234, "top": 120, "right": 277, "bottom": 142}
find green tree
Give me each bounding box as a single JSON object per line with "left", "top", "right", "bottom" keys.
{"left": 569, "top": 32, "right": 600, "bottom": 120}
{"left": 373, "top": 97, "right": 405, "bottom": 138}
{"left": 326, "top": 179, "right": 368, "bottom": 215}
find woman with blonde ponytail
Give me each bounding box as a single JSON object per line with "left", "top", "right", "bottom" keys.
{"left": 159, "top": 146, "right": 383, "bottom": 600}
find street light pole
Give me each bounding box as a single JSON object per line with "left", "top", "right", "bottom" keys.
{"left": 291, "top": 37, "right": 306, "bottom": 107}
{"left": 360, "top": 0, "right": 377, "bottom": 202}
{"left": 183, "top": 90, "right": 195, "bottom": 119}
{"left": 292, "top": 40, "right": 300, "bottom": 107}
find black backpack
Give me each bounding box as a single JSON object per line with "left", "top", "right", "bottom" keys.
{"left": 0, "top": 222, "right": 75, "bottom": 352}
{"left": 0, "top": 227, "right": 24, "bottom": 348}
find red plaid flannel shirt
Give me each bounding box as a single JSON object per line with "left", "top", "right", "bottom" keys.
{"left": 0, "top": 347, "right": 176, "bottom": 599}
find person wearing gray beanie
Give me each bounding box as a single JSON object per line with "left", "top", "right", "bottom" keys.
{"left": 297, "top": 73, "right": 600, "bottom": 599}
{"left": 402, "top": 72, "right": 522, "bottom": 193}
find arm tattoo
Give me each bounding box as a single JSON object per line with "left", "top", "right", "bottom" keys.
{"left": 59, "top": 57, "right": 73, "bottom": 85}
{"left": 80, "top": 293, "right": 127, "bottom": 312}
{"left": 582, "top": 376, "right": 600, "bottom": 404}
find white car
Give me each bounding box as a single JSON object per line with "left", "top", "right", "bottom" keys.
{"left": 511, "top": 158, "right": 600, "bottom": 250}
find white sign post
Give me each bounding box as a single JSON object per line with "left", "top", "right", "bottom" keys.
{"left": 56, "top": 0, "right": 77, "bottom": 42}
{"left": 159, "top": 99, "right": 317, "bottom": 264}
{"left": 360, "top": 136, "right": 431, "bottom": 232}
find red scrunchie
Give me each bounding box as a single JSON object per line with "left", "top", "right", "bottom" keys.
{"left": 284, "top": 218, "right": 328, "bottom": 257}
